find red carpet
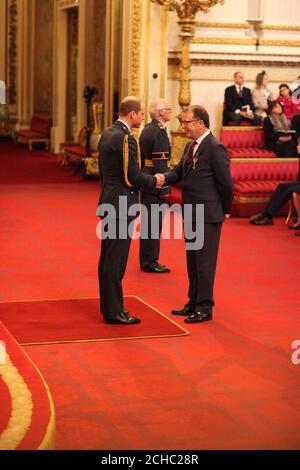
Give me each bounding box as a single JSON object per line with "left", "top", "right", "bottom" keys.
{"left": 0, "top": 322, "right": 55, "bottom": 450}
{"left": 0, "top": 297, "right": 188, "bottom": 345}
{"left": 1, "top": 142, "right": 300, "bottom": 449}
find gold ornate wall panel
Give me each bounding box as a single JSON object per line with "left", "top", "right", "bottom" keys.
{"left": 34, "top": 0, "right": 54, "bottom": 115}
{"left": 130, "top": 0, "right": 141, "bottom": 97}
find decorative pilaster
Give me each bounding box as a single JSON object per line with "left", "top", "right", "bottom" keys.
{"left": 130, "top": 0, "right": 141, "bottom": 97}
{"left": 16, "top": 0, "right": 35, "bottom": 128}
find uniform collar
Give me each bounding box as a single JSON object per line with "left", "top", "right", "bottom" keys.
{"left": 117, "top": 118, "right": 131, "bottom": 134}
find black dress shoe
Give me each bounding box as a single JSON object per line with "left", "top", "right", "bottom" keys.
{"left": 184, "top": 311, "right": 212, "bottom": 323}
{"left": 249, "top": 213, "right": 264, "bottom": 224}
{"left": 105, "top": 311, "right": 141, "bottom": 325}
{"left": 253, "top": 216, "right": 273, "bottom": 226}
{"left": 142, "top": 263, "right": 170, "bottom": 273}
{"left": 171, "top": 305, "right": 194, "bottom": 316}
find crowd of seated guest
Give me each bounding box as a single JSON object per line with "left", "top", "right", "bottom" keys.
{"left": 223, "top": 71, "right": 300, "bottom": 128}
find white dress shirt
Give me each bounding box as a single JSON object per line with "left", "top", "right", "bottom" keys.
{"left": 192, "top": 130, "right": 211, "bottom": 155}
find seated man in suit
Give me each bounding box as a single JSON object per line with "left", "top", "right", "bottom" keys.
{"left": 249, "top": 142, "right": 300, "bottom": 226}
{"left": 223, "top": 71, "right": 260, "bottom": 126}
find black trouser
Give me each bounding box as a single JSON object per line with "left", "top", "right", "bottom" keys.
{"left": 139, "top": 192, "right": 166, "bottom": 269}
{"left": 264, "top": 181, "right": 300, "bottom": 218}
{"left": 98, "top": 219, "right": 133, "bottom": 319}
{"left": 267, "top": 141, "right": 297, "bottom": 158}
{"left": 185, "top": 222, "right": 222, "bottom": 314}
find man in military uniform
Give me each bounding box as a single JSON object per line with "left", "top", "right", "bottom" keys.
{"left": 97, "top": 96, "right": 164, "bottom": 324}
{"left": 139, "top": 99, "right": 172, "bottom": 273}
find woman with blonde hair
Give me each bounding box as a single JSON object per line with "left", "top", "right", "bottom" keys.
{"left": 252, "top": 70, "right": 274, "bottom": 121}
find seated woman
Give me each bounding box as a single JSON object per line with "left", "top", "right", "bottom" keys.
{"left": 276, "top": 84, "right": 298, "bottom": 121}
{"left": 252, "top": 70, "right": 274, "bottom": 122}
{"left": 263, "top": 101, "right": 297, "bottom": 158}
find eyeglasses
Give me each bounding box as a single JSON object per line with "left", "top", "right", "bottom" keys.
{"left": 181, "top": 119, "right": 200, "bottom": 126}
{"left": 159, "top": 108, "right": 172, "bottom": 113}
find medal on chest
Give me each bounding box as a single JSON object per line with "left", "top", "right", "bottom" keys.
{"left": 192, "top": 156, "right": 198, "bottom": 170}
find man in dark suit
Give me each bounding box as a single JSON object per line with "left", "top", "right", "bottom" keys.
{"left": 223, "top": 71, "right": 260, "bottom": 126}
{"left": 139, "top": 99, "right": 172, "bottom": 273}
{"left": 164, "top": 105, "right": 234, "bottom": 323}
{"left": 97, "top": 96, "right": 164, "bottom": 325}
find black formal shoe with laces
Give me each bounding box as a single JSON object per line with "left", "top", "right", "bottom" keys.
{"left": 171, "top": 305, "right": 194, "bottom": 316}
{"left": 184, "top": 311, "right": 212, "bottom": 324}
{"left": 249, "top": 213, "right": 264, "bottom": 224}
{"left": 142, "top": 263, "right": 170, "bottom": 273}
{"left": 105, "top": 311, "right": 141, "bottom": 325}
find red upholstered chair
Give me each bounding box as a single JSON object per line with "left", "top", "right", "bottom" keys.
{"left": 220, "top": 127, "right": 276, "bottom": 159}
{"left": 15, "top": 114, "right": 52, "bottom": 150}
{"left": 230, "top": 158, "right": 299, "bottom": 216}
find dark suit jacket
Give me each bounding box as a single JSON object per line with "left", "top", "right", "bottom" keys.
{"left": 98, "top": 120, "right": 156, "bottom": 218}
{"left": 164, "top": 133, "right": 234, "bottom": 223}
{"left": 223, "top": 85, "right": 255, "bottom": 124}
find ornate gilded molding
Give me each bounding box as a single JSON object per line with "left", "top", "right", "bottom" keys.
{"left": 191, "top": 37, "right": 256, "bottom": 45}
{"left": 196, "top": 21, "right": 248, "bottom": 29}
{"left": 58, "top": 0, "right": 80, "bottom": 9}
{"left": 7, "top": 0, "right": 17, "bottom": 105}
{"left": 130, "top": 0, "right": 141, "bottom": 97}
{"left": 169, "top": 58, "right": 300, "bottom": 67}
{"left": 260, "top": 39, "right": 300, "bottom": 47}
{"left": 195, "top": 21, "right": 300, "bottom": 31}
{"left": 191, "top": 37, "right": 300, "bottom": 47}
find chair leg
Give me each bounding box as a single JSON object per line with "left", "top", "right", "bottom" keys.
{"left": 285, "top": 199, "right": 294, "bottom": 225}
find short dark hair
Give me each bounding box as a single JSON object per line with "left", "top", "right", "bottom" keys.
{"left": 268, "top": 100, "right": 283, "bottom": 115}
{"left": 279, "top": 83, "right": 291, "bottom": 95}
{"left": 119, "top": 96, "right": 141, "bottom": 116}
{"left": 186, "top": 105, "right": 210, "bottom": 128}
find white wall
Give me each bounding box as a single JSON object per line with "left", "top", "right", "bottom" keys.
{"left": 166, "top": 0, "right": 300, "bottom": 137}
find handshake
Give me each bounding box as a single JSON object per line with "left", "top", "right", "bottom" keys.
{"left": 154, "top": 173, "right": 165, "bottom": 188}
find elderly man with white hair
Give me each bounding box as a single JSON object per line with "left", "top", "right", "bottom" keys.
{"left": 139, "top": 99, "right": 172, "bottom": 273}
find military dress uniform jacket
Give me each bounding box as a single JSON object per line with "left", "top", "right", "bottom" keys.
{"left": 139, "top": 119, "right": 171, "bottom": 196}
{"left": 98, "top": 120, "right": 157, "bottom": 219}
